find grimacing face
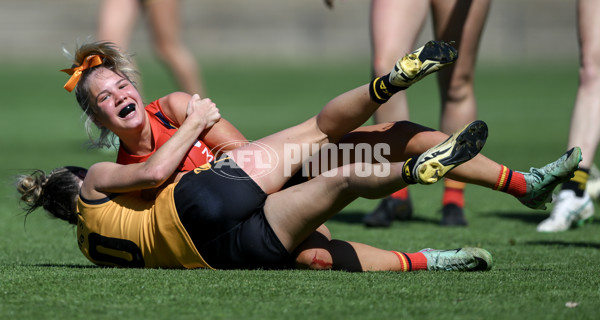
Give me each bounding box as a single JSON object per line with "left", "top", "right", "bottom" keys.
{"left": 87, "top": 67, "right": 146, "bottom": 133}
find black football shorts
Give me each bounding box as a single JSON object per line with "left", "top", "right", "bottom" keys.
{"left": 174, "top": 156, "right": 294, "bottom": 269}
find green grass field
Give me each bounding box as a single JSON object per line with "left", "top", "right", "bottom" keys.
{"left": 1, "top": 58, "right": 599, "bottom": 320}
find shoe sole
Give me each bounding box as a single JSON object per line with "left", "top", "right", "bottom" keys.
{"left": 414, "top": 120, "right": 488, "bottom": 184}
{"left": 392, "top": 40, "right": 458, "bottom": 85}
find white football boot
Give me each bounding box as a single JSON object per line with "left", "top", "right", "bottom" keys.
{"left": 536, "top": 189, "right": 594, "bottom": 232}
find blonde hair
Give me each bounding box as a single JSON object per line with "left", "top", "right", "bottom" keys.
{"left": 63, "top": 41, "right": 140, "bottom": 148}
{"left": 16, "top": 167, "right": 83, "bottom": 225}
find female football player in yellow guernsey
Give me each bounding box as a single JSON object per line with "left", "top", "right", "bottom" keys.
{"left": 17, "top": 41, "right": 580, "bottom": 272}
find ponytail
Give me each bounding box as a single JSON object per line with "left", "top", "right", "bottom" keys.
{"left": 16, "top": 167, "right": 84, "bottom": 225}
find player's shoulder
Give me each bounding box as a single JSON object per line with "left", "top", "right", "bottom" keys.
{"left": 87, "top": 161, "right": 120, "bottom": 176}
{"left": 161, "top": 92, "right": 192, "bottom": 108}
{"left": 159, "top": 92, "right": 192, "bottom": 124}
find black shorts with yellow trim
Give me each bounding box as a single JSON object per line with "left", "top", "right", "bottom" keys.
{"left": 174, "top": 156, "right": 294, "bottom": 270}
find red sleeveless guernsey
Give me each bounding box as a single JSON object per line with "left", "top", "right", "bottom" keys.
{"left": 116, "top": 99, "right": 215, "bottom": 171}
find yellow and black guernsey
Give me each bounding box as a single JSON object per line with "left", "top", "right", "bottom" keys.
{"left": 76, "top": 183, "right": 212, "bottom": 269}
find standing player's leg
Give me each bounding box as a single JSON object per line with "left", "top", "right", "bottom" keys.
{"left": 146, "top": 0, "right": 206, "bottom": 96}
{"left": 363, "top": 0, "right": 429, "bottom": 227}
{"left": 96, "top": 0, "right": 140, "bottom": 50}
{"left": 430, "top": 0, "right": 490, "bottom": 226}
{"left": 537, "top": 0, "right": 600, "bottom": 232}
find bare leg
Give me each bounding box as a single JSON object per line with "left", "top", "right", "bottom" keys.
{"left": 294, "top": 232, "right": 407, "bottom": 272}
{"left": 335, "top": 121, "right": 501, "bottom": 187}
{"left": 266, "top": 155, "right": 493, "bottom": 271}
{"left": 265, "top": 162, "right": 408, "bottom": 252}
{"left": 431, "top": 0, "right": 489, "bottom": 135}
{"left": 292, "top": 229, "right": 490, "bottom": 272}
{"left": 430, "top": 0, "right": 490, "bottom": 224}
{"left": 370, "top": 0, "right": 428, "bottom": 123}
{"left": 567, "top": 0, "right": 600, "bottom": 167}
{"left": 226, "top": 40, "right": 458, "bottom": 194}
{"left": 536, "top": 0, "right": 600, "bottom": 232}
{"left": 96, "top": 0, "right": 140, "bottom": 50}
{"left": 366, "top": 0, "right": 422, "bottom": 226}
{"left": 230, "top": 116, "right": 500, "bottom": 198}
{"left": 226, "top": 85, "right": 381, "bottom": 194}
{"left": 366, "top": 0, "right": 489, "bottom": 226}
{"left": 146, "top": 0, "right": 205, "bottom": 95}
{"left": 271, "top": 122, "right": 574, "bottom": 268}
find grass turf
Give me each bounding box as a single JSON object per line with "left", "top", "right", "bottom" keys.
{"left": 1, "top": 58, "right": 599, "bottom": 319}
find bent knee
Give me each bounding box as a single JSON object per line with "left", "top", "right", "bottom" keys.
{"left": 295, "top": 248, "right": 333, "bottom": 270}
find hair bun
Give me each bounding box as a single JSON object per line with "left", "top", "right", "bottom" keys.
{"left": 16, "top": 170, "right": 47, "bottom": 206}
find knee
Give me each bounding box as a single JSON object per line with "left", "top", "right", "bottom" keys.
{"left": 292, "top": 226, "right": 333, "bottom": 270}
{"left": 152, "top": 41, "right": 174, "bottom": 60}
{"left": 579, "top": 53, "right": 600, "bottom": 85}
{"left": 444, "top": 73, "right": 474, "bottom": 104}
{"left": 295, "top": 248, "right": 334, "bottom": 270}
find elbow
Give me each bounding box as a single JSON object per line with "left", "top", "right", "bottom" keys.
{"left": 143, "top": 164, "right": 174, "bottom": 187}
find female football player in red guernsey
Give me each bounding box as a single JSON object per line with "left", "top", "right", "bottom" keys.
{"left": 61, "top": 42, "right": 247, "bottom": 178}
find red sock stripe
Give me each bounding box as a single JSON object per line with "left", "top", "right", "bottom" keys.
{"left": 391, "top": 251, "right": 411, "bottom": 272}
{"left": 495, "top": 165, "right": 510, "bottom": 191}
{"left": 501, "top": 169, "right": 513, "bottom": 192}
{"left": 494, "top": 165, "right": 527, "bottom": 197}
